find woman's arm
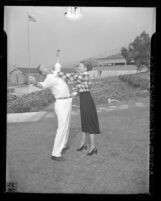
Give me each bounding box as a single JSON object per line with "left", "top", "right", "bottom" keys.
{"left": 57, "top": 72, "right": 82, "bottom": 82}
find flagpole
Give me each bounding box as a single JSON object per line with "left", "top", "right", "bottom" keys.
{"left": 27, "top": 13, "right": 31, "bottom": 73}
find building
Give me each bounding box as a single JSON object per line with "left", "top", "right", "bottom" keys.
{"left": 8, "top": 66, "right": 77, "bottom": 86}
{"left": 8, "top": 67, "right": 44, "bottom": 86}
{"left": 97, "top": 53, "right": 127, "bottom": 67}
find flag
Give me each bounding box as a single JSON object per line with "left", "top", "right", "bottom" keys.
{"left": 28, "top": 14, "right": 37, "bottom": 22}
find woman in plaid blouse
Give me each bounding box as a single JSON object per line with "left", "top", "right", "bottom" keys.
{"left": 57, "top": 61, "right": 101, "bottom": 156}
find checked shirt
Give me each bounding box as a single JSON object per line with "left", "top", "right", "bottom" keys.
{"left": 57, "top": 71, "right": 92, "bottom": 93}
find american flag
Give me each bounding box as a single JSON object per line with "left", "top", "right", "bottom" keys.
{"left": 28, "top": 14, "right": 37, "bottom": 22}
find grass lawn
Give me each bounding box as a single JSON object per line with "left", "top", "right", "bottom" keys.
{"left": 7, "top": 101, "right": 149, "bottom": 193}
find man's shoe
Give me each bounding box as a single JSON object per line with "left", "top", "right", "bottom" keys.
{"left": 62, "top": 146, "right": 70, "bottom": 154}
{"left": 51, "top": 156, "right": 65, "bottom": 161}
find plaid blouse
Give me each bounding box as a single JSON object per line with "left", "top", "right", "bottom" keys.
{"left": 57, "top": 71, "right": 92, "bottom": 93}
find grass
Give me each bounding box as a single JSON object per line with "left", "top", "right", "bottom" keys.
{"left": 7, "top": 103, "right": 149, "bottom": 193}
{"left": 119, "top": 71, "right": 150, "bottom": 91}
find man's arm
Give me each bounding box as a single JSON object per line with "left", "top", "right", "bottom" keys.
{"left": 29, "top": 75, "right": 52, "bottom": 89}
{"left": 34, "top": 82, "right": 44, "bottom": 89}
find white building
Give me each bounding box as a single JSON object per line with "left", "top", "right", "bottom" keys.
{"left": 97, "top": 53, "right": 127, "bottom": 67}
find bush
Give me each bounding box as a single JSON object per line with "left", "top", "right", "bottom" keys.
{"left": 7, "top": 73, "right": 150, "bottom": 113}
{"left": 7, "top": 88, "right": 55, "bottom": 113}
{"left": 91, "top": 75, "right": 149, "bottom": 104}
{"left": 7, "top": 87, "right": 15, "bottom": 94}
{"left": 7, "top": 94, "right": 18, "bottom": 102}
{"left": 119, "top": 72, "right": 150, "bottom": 91}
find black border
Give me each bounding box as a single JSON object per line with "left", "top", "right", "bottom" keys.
{"left": 1, "top": 1, "right": 159, "bottom": 200}
{"left": 0, "top": 4, "right": 7, "bottom": 195}
{"left": 0, "top": 0, "right": 158, "bottom": 6}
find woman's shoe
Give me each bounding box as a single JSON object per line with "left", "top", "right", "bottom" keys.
{"left": 76, "top": 144, "right": 88, "bottom": 151}
{"left": 86, "top": 147, "right": 98, "bottom": 156}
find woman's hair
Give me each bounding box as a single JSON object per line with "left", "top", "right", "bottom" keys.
{"left": 80, "top": 60, "right": 93, "bottom": 71}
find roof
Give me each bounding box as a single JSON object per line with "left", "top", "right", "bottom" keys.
{"left": 9, "top": 67, "right": 77, "bottom": 75}
{"left": 97, "top": 53, "right": 125, "bottom": 60}
{"left": 9, "top": 67, "right": 38, "bottom": 74}
{"left": 47, "top": 65, "right": 77, "bottom": 73}
{"left": 17, "top": 67, "right": 38, "bottom": 73}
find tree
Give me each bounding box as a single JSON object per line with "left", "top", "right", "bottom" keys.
{"left": 84, "top": 58, "right": 99, "bottom": 67}
{"left": 121, "top": 31, "right": 151, "bottom": 71}
{"left": 121, "top": 47, "right": 131, "bottom": 64}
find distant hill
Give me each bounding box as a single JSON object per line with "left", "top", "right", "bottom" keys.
{"left": 93, "top": 48, "right": 121, "bottom": 60}
{"left": 62, "top": 68, "right": 77, "bottom": 73}
{"left": 97, "top": 53, "right": 123, "bottom": 60}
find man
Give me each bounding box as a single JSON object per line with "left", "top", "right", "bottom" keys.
{"left": 30, "top": 64, "right": 73, "bottom": 161}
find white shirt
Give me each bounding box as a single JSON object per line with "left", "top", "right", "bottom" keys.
{"left": 39, "top": 72, "right": 70, "bottom": 99}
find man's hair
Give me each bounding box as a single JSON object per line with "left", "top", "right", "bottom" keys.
{"left": 37, "top": 64, "right": 43, "bottom": 74}
{"left": 80, "top": 60, "right": 93, "bottom": 71}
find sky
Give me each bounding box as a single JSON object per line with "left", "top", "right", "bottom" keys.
{"left": 4, "top": 6, "right": 156, "bottom": 72}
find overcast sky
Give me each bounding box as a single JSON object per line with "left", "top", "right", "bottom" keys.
{"left": 4, "top": 6, "right": 156, "bottom": 71}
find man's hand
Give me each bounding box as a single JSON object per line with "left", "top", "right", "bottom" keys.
{"left": 28, "top": 76, "right": 36, "bottom": 85}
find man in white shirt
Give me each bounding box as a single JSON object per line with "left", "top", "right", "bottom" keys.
{"left": 30, "top": 64, "right": 73, "bottom": 161}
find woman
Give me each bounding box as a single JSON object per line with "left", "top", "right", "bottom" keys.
{"left": 57, "top": 60, "right": 101, "bottom": 156}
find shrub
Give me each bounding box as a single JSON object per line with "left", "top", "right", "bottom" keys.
{"left": 119, "top": 72, "right": 150, "bottom": 91}
{"left": 91, "top": 75, "right": 149, "bottom": 104}
{"left": 7, "top": 73, "right": 150, "bottom": 113}
{"left": 7, "top": 94, "right": 18, "bottom": 102}
{"left": 7, "top": 88, "right": 55, "bottom": 113}
{"left": 7, "top": 87, "right": 15, "bottom": 94}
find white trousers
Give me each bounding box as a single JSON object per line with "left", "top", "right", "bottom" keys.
{"left": 52, "top": 98, "right": 72, "bottom": 157}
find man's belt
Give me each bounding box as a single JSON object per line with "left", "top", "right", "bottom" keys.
{"left": 56, "top": 95, "right": 73, "bottom": 100}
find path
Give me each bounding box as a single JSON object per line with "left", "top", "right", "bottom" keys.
{"left": 7, "top": 98, "right": 149, "bottom": 123}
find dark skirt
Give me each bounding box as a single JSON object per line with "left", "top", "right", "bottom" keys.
{"left": 79, "top": 91, "right": 101, "bottom": 134}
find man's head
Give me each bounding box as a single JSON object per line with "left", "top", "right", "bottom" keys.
{"left": 37, "top": 64, "right": 50, "bottom": 75}
{"left": 77, "top": 60, "right": 93, "bottom": 73}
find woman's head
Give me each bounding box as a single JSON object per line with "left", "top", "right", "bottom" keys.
{"left": 77, "top": 60, "right": 93, "bottom": 72}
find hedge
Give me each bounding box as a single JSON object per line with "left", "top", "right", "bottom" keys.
{"left": 7, "top": 88, "right": 55, "bottom": 113}
{"left": 119, "top": 72, "right": 150, "bottom": 91}
{"left": 7, "top": 94, "right": 18, "bottom": 102}
{"left": 7, "top": 87, "right": 15, "bottom": 94}
{"left": 7, "top": 73, "right": 150, "bottom": 113}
